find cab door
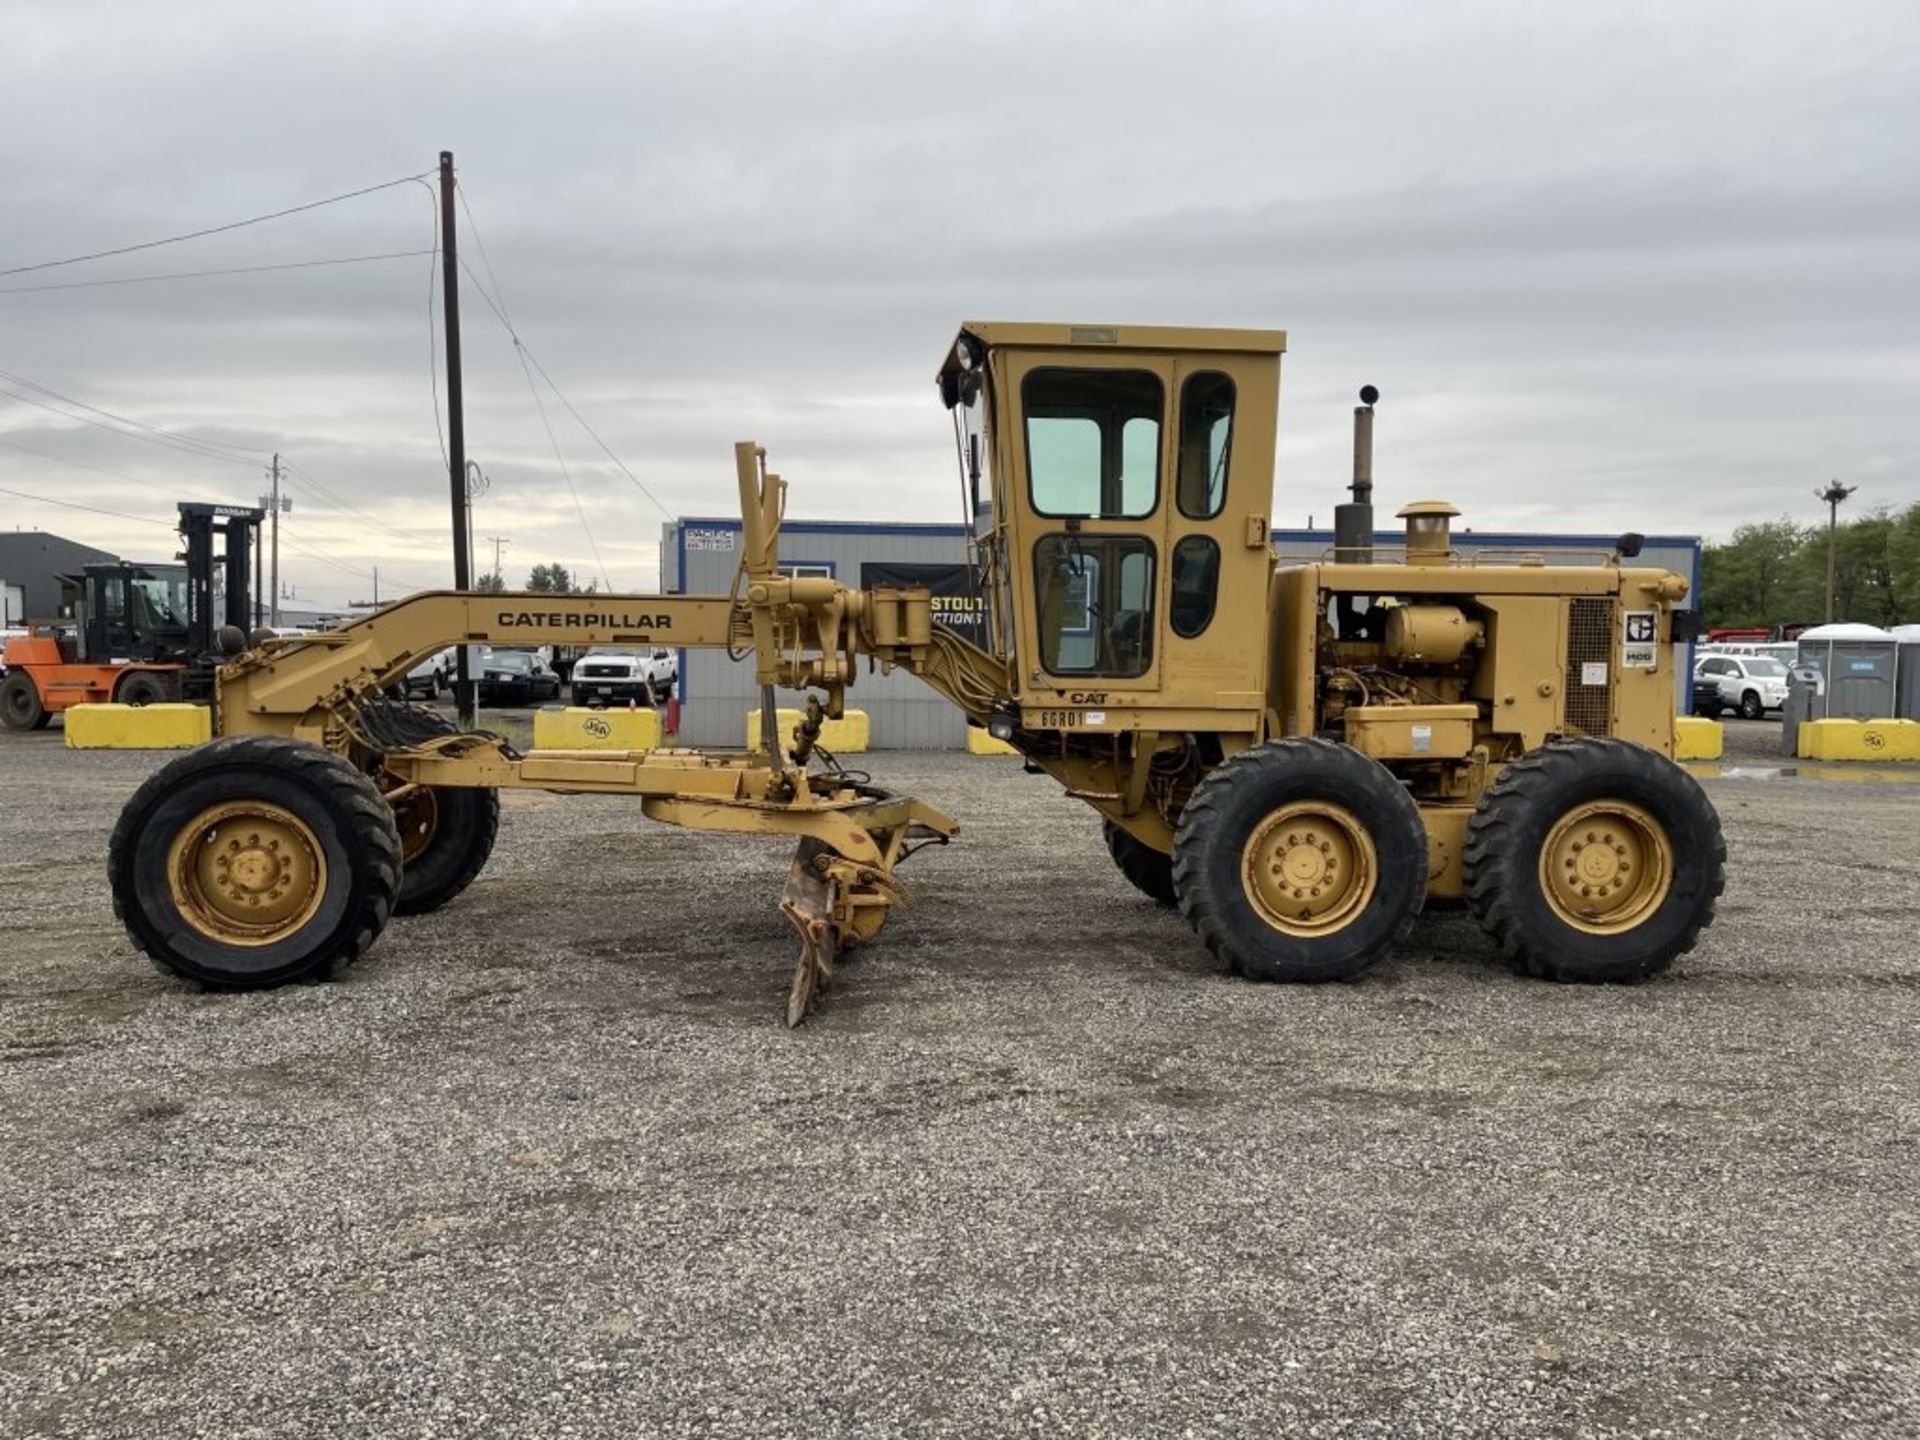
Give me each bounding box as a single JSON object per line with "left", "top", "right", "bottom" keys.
{"left": 1004, "top": 352, "right": 1173, "bottom": 697}
{"left": 1160, "top": 354, "right": 1278, "bottom": 716}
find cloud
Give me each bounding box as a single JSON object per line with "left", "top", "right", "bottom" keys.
{"left": 1, "top": 0, "right": 1916, "bottom": 602}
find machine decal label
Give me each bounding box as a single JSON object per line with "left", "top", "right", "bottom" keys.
{"left": 1036, "top": 709, "right": 1088, "bottom": 727}
{"left": 1411, "top": 724, "right": 1432, "bottom": 753}
{"left": 496, "top": 611, "right": 672, "bottom": 631}
{"left": 1581, "top": 661, "right": 1610, "bottom": 687}
{"left": 1621, "top": 610, "right": 1657, "bottom": 668}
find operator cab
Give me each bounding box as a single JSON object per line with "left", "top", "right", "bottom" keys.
{"left": 72, "top": 562, "right": 192, "bottom": 663}
{"left": 940, "top": 323, "right": 1284, "bottom": 729}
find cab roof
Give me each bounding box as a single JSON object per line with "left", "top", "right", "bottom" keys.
{"left": 939, "top": 321, "right": 1287, "bottom": 385}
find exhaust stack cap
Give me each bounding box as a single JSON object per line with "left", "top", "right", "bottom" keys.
{"left": 1398, "top": 500, "right": 1461, "bottom": 565}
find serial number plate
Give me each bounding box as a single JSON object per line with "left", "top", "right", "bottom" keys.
{"left": 1034, "top": 709, "right": 1107, "bottom": 728}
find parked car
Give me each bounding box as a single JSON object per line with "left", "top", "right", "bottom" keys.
{"left": 1694, "top": 653, "right": 1791, "bottom": 719}
{"left": 401, "top": 647, "right": 457, "bottom": 700}
{"left": 477, "top": 649, "right": 561, "bottom": 706}
{"left": 569, "top": 647, "right": 676, "bottom": 707}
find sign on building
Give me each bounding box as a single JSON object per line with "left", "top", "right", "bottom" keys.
{"left": 860, "top": 562, "right": 987, "bottom": 649}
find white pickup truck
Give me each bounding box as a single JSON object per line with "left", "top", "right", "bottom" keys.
{"left": 569, "top": 647, "right": 676, "bottom": 707}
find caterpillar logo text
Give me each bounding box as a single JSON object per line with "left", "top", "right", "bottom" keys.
{"left": 496, "top": 611, "right": 673, "bottom": 630}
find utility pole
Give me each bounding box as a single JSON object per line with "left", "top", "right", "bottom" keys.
{"left": 258, "top": 454, "right": 291, "bottom": 627}
{"left": 483, "top": 534, "right": 510, "bottom": 585}
{"left": 1816, "top": 479, "right": 1857, "bottom": 623}
{"left": 440, "top": 150, "right": 475, "bottom": 724}
{"left": 348, "top": 567, "right": 382, "bottom": 611}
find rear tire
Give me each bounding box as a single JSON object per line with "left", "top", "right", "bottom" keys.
{"left": 108, "top": 736, "right": 402, "bottom": 987}
{"left": 1463, "top": 737, "right": 1724, "bottom": 983}
{"left": 1102, "top": 820, "right": 1177, "bottom": 908}
{"left": 1, "top": 671, "right": 49, "bottom": 730}
{"left": 1171, "top": 738, "right": 1427, "bottom": 982}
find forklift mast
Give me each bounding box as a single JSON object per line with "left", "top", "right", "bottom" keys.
{"left": 177, "top": 502, "right": 265, "bottom": 658}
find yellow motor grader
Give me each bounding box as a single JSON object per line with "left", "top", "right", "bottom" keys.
{"left": 108, "top": 323, "right": 1723, "bottom": 1023}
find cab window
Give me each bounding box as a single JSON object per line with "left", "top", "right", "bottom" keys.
{"left": 1023, "top": 368, "right": 1161, "bottom": 518}
{"left": 1176, "top": 372, "right": 1234, "bottom": 518}
{"left": 1033, "top": 534, "right": 1155, "bottom": 676}
{"left": 1170, "top": 535, "right": 1220, "bottom": 638}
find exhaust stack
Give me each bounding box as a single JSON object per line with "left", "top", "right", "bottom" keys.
{"left": 1333, "top": 384, "right": 1378, "bottom": 564}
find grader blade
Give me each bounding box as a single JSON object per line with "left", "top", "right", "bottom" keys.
{"left": 779, "top": 839, "right": 839, "bottom": 1027}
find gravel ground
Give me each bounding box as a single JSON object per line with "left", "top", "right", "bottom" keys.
{"left": 2, "top": 730, "right": 1917, "bottom": 1439}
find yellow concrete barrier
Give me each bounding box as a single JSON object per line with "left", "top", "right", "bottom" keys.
{"left": 745, "top": 707, "right": 870, "bottom": 754}
{"left": 1798, "top": 717, "right": 1920, "bottom": 762}
{"left": 533, "top": 706, "right": 662, "bottom": 751}
{"left": 1673, "top": 716, "right": 1723, "bottom": 761}
{"left": 966, "top": 726, "right": 1020, "bottom": 756}
{"left": 64, "top": 703, "right": 210, "bottom": 749}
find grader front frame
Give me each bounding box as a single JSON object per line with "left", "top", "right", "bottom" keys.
{"left": 109, "top": 443, "right": 962, "bottom": 1023}
{"left": 107, "top": 321, "right": 1725, "bottom": 1023}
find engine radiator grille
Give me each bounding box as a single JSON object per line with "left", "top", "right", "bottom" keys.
{"left": 1563, "top": 598, "right": 1614, "bottom": 735}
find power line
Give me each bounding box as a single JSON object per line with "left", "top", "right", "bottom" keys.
{"left": 0, "top": 377, "right": 266, "bottom": 470}
{"left": 0, "top": 364, "right": 272, "bottom": 465}
{"left": 452, "top": 244, "right": 677, "bottom": 524}
{"left": 278, "top": 459, "right": 439, "bottom": 543}
{"left": 452, "top": 183, "right": 611, "bottom": 587}
{"left": 0, "top": 367, "right": 438, "bottom": 545}
{"left": 414, "top": 178, "right": 449, "bottom": 471}
{"left": 0, "top": 434, "right": 430, "bottom": 588}
{"left": 0, "top": 249, "right": 435, "bottom": 296}
{"left": 0, "top": 171, "right": 433, "bottom": 279}
{"left": 0, "top": 479, "right": 175, "bottom": 528}
{"left": 515, "top": 343, "right": 612, "bottom": 591}
{"left": 0, "top": 433, "right": 177, "bottom": 486}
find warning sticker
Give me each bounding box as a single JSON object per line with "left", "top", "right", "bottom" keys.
{"left": 1581, "top": 661, "right": 1610, "bottom": 687}
{"left": 1621, "top": 610, "right": 1658, "bottom": 669}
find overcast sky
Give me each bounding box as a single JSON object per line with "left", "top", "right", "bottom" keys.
{"left": 2, "top": 0, "right": 1915, "bottom": 606}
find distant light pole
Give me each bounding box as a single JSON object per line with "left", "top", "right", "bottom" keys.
{"left": 1815, "top": 479, "right": 1857, "bottom": 623}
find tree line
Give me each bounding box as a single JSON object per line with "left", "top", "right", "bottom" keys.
{"left": 472, "top": 562, "right": 596, "bottom": 595}
{"left": 1699, "top": 502, "right": 1919, "bottom": 631}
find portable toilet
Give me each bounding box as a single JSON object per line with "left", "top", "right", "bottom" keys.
{"left": 1894, "top": 624, "right": 1920, "bottom": 721}
{"left": 1795, "top": 623, "right": 1899, "bottom": 720}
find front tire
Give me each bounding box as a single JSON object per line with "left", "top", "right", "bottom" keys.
{"left": 1102, "top": 820, "right": 1178, "bottom": 908}
{"left": 114, "top": 671, "right": 173, "bottom": 707}
{"left": 1463, "top": 737, "right": 1724, "bottom": 983}
{"left": 1, "top": 671, "right": 50, "bottom": 730}
{"left": 1171, "top": 738, "right": 1427, "bottom": 982}
{"left": 108, "top": 736, "right": 402, "bottom": 987}
{"left": 383, "top": 706, "right": 500, "bottom": 916}
{"left": 1738, "top": 690, "right": 1764, "bottom": 721}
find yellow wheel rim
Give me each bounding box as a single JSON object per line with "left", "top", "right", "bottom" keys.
{"left": 167, "top": 801, "right": 329, "bottom": 946}
{"left": 394, "top": 788, "right": 440, "bottom": 865}
{"left": 1241, "top": 801, "right": 1377, "bottom": 935}
{"left": 1538, "top": 799, "right": 1673, "bottom": 934}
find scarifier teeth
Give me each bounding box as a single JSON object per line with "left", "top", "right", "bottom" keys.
{"left": 779, "top": 841, "right": 838, "bottom": 1027}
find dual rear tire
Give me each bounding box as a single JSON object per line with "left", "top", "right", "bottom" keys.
{"left": 1107, "top": 735, "right": 1723, "bottom": 986}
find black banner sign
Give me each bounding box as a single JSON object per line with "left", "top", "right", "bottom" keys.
{"left": 859, "top": 561, "right": 986, "bottom": 649}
